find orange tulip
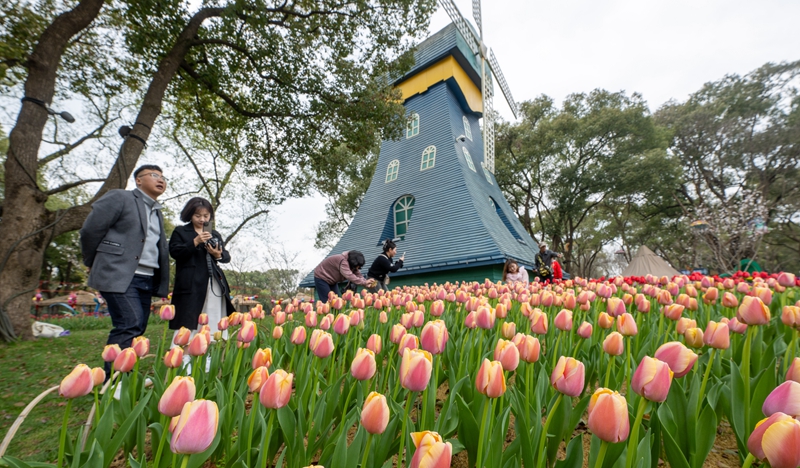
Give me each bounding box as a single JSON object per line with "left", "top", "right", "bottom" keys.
{"left": 597, "top": 312, "right": 614, "bottom": 329}
{"left": 551, "top": 356, "right": 585, "bottom": 397}
{"left": 351, "top": 348, "right": 377, "bottom": 381}
{"left": 588, "top": 388, "right": 629, "bottom": 443}
{"left": 251, "top": 348, "right": 273, "bottom": 369}
{"left": 158, "top": 376, "right": 196, "bottom": 417}
{"left": 170, "top": 399, "right": 219, "bottom": 454}
{"left": 399, "top": 348, "right": 433, "bottom": 392}
{"left": 409, "top": 431, "right": 452, "bottom": 468}
{"left": 631, "top": 356, "right": 673, "bottom": 402}
{"left": 361, "top": 392, "right": 390, "bottom": 435}
{"left": 494, "top": 339, "right": 520, "bottom": 372}
{"left": 248, "top": 367, "right": 269, "bottom": 392}
{"left": 272, "top": 326, "right": 284, "bottom": 340}
{"left": 91, "top": 367, "right": 105, "bottom": 387}
{"left": 59, "top": 364, "right": 94, "bottom": 398}
{"left": 259, "top": 369, "right": 293, "bottom": 409}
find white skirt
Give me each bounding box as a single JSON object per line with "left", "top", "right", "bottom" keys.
{"left": 171, "top": 280, "right": 229, "bottom": 347}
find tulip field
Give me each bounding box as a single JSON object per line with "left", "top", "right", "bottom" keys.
{"left": 3, "top": 272, "right": 800, "bottom": 468}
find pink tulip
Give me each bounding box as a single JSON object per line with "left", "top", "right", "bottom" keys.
{"left": 272, "top": 311, "right": 286, "bottom": 325}
{"left": 588, "top": 388, "right": 630, "bottom": 443}
{"left": 662, "top": 304, "right": 684, "bottom": 321}
{"left": 606, "top": 297, "right": 626, "bottom": 317}
{"left": 703, "top": 287, "right": 719, "bottom": 305}
{"left": 348, "top": 309, "right": 362, "bottom": 327}
{"left": 476, "top": 359, "right": 507, "bottom": 398}
{"left": 259, "top": 369, "right": 293, "bottom": 409}
{"left": 132, "top": 336, "right": 150, "bottom": 357}
{"left": 400, "top": 312, "right": 414, "bottom": 329}
{"left": 237, "top": 320, "right": 256, "bottom": 343}
{"left": 420, "top": 320, "right": 449, "bottom": 355}
{"left": 494, "top": 340, "right": 520, "bottom": 372}
{"left": 554, "top": 309, "right": 573, "bottom": 331}
{"left": 530, "top": 309, "right": 548, "bottom": 335}
{"left": 390, "top": 324, "right": 407, "bottom": 344}
{"left": 786, "top": 358, "right": 800, "bottom": 384}
{"left": 763, "top": 380, "right": 800, "bottom": 417}
{"left": 308, "top": 329, "right": 334, "bottom": 358}
{"left": 351, "top": 348, "right": 377, "bottom": 381}
{"left": 684, "top": 327, "right": 704, "bottom": 348}
{"left": 114, "top": 348, "right": 138, "bottom": 373}
{"left": 228, "top": 312, "right": 242, "bottom": 326}
{"left": 515, "top": 334, "right": 541, "bottom": 363}
{"left": 631, "top": 356, "right": 673, "bottom": 402}
{"left": 379, "top": 311, "right": 388, "bottom": 323}
{"left": 399, "top": 348, "right": 433, "bottom": 392}
{"left": 616, "top": 312, "right": 638, "bottom": 336}
{"left": 748, "top": 412, "right": 800, "bottom": 468}
{"left": 495, "top": 303, "right": 508, "bottom": 319}
{"left": 59, "top": 364, "right": 94, "bottom": 398}
{"left": 102, "top": 344, "right": 121, "bottom": 362}
{"left": 464, "top": 311, "right": 477, "bottom": 329}
{"left": 333, "top": 314, "right": 350, "bottom": 335}
{"left": 739, "top": 296, "right": 771, "bottom": 325}
{"left": 361, "top": 392, "right": 390, "bottom": 435}
{"left": 722, "top": 292, "right": 739, "bottom": 308}
{"left": 197, "top": 313, "right": 208, "bottom": 325}
{"left": 270, "top": 326, "right": 282, "bottom": 340}
{"left": 366, "top": 333, "right": 382, "bottom": 354}
{"left": 398, "top": 333, "right": 419, "bottom": 356}
{"left": 430, "top": 300, "right": 445, "bottom": 317}
{"left": 412, "top": 310, "right": 425, "bottom": 328}
{"left": 291, "top": 326, "right": 307, "bottom": 345}
{"left": 475, "top": 306, "right": 495, "bottom": 330}
{"left": 248, "top": 367, "right": 269, "bottom": 392}
{"left": 305, "top": 311, "right": 318, "bottom": 328}
{"left": 754, "top": 286, "right": 773, "bottom": 306}
{"left": 500, "top": 321, "right": 516, "bottom": 340}
{"left": 782, "top": 306, "right": 800, "bottom": 329}
{"left": 159, "top": 376, "right": 196, "bottom": 417}
{"left": 170, "top": 400, "right": 219, "bottom": 454}
{"left": 603, "top": 332, "right": 624, "bottom": 356}
{"left": 703, "top": 321, "right": 730, "bottom": 349}
{"left": 187, "top": 333, "right": 208, "bottom": 357}
{"left": 159, "top": 305, "right": 175, "bottom": 321}
{"left": 654, "top": 341, "right": 697, "bottom": 378}
{"left": 577, "top": 322, "right": 592, "bottom": 339}
{"left": 90, "top": 367, "right": 105, "bottom": 387}
{"left": 252, "top": 348, "right": 273, "bottom": 369}
{"left": 676, "top": 317, "right": 697, "bottom": 335}
{"left": 551, "top": 356, "right": 585, "bottom": 397}
{"left": 163, "top": 347, "right": 184, "bottom": 368}
{"left": 597, "top": 312, "right": 614, "bottom": 329}
{"left": 409, "top": 431, "right": 453, "bottom": 468}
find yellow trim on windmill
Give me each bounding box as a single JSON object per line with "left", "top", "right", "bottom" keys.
{"left": 394, "top": 55, "right": 483, "bottom": 114}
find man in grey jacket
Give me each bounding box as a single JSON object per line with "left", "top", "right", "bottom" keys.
{"left": 80, "top": 165, "right": 170, "bottom": 366}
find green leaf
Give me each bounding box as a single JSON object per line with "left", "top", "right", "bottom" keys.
{"left": 555, "top": 434, "right": 584, "bottom": 468}
{"left": 488, "top": 404, "right": 511, "bottom": 468}
{"left": 102, "top": 391, "right": 151, "bottom": 468}
{"left": 691, "top": 405, "right": 717, "bottom": 468}
{"left": 330, "top": 423, "right": 348, "bottom": 468}
{"left": 658, "top": 404, "right": 690, "bottom": 468}
{"left": 727, "top": 361, "right": 748, "bottom": 456}
{"left": 635, "top": 429, "right": 651, "bottom": 468}
{"left": 588, "top": 434, "right": 626, "bottom": 468}
{"left": 0, "top": 456, "right": 34, "bottom": 468}
{"left": 456, "top": 394, "right": 479, "bottom": 468}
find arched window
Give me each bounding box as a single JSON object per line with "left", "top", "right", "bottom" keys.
{"left": 482, "top": 164, "right": 494, "bottom": 185}
{"left": 420, "top": 146, "right": 436, "bottom": 171}
{"left": 406, "top": 113, "right": 420, "bottom": 139}
{"left": 386, "top": 160, "right": 399, "bottom": 183}
{"left": 463, "top": 147, "right": 476, "bottom": 172}
{"left": 394, "top": 195, "right": 415, "bottom": 239}
{"left": 463, "top": 116, "right": 472, "bottom": 141}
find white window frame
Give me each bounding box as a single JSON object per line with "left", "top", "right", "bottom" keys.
{"left": 394, "top": 195, "right": 415, "bottom": 239}
{"left": 463, "top": 116, "right": 473, "bottom": 141}
{"left": 420, "top": 146, "right": 436, "bottom": 171}
{"left": 463, "top": 147, "right": 476, "bottom": 172}
{"left": 386, "top": 159, "right": 399, "bottom": 183}
{"left": 482, "top": 164, "right": 494, "bottom": 185}
{"left": 406, "top": 113, "right": 420, "bottom": 139}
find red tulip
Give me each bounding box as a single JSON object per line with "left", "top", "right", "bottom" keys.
{"left": 159, "top": 376, "right": 196, "bottom": 417}
{"left": 59, "top": 364, "right": 94, "bottom": 398}
{"left": 170, "top": 400, "right": 219, "bottom": 454}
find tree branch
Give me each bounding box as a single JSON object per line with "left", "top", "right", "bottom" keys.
{"left": 224, "top": 209, "right": 269, "bottom": 245}
{"left": 44, "top": 178, "right": 105, "bottom": 196}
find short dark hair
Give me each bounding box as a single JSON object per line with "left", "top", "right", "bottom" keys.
{"left": 134, "top": 164, "right": 163, "bottom": 179}
{"left": 382, "top": 239, "right": 397, "bottom": 253}
{"left": 347, "top": 251, "right": 366, "bottom": 270}
{"left": 180, "top": 197, "right": 214, "bottom": 223}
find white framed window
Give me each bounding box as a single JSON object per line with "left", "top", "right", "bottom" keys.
{"left": 463, "top": 147, "right": 476, "bottom": 172}
{"left": 482, "top": 164, "right": 494, "bottom": 185}
{"left": 394, "top": 195, "right": 415, "bottom": 239}
{"left": 386, "top": 159, "right": 399, "bottom": 183}
{"left": 420, "top": 146, "right": 436, "bottom": 171}
{"left": 463, "top": 116, "right": 472, "bottom": 141}
{"left": 406, "top": 113, "right": 420, "bottom": 139}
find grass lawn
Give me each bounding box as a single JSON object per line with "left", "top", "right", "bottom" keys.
{"left": 0, "top": 317, "right": 165, "bottom": 463}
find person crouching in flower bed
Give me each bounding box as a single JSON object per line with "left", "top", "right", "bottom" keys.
{"left": 502, "top": 258, "right": 529, "bottom": 286}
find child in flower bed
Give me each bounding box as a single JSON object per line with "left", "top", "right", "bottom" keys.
{"left": 502, "top": 259, "right": 529, "bottom": 286}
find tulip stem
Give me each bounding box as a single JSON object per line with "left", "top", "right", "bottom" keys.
{"left": 260, "top": 409, "right": 276, "bottom": 468}
{"left": 180, "top": 454, "right": 189, "bottom": 468}
{"left": 341, "top": 378, "right": 358, "bottom": 432}
{"left": 624, "top": 397, "right": 648, "bottom": 468}
{"left": 153, "top": 414, "right": 169, "bottom": 468}
{"left": 525, "top": 361, "right": 534, "bottom": 428}
{"left": 131, "top": 358, "right": 140, "bottom": 405}
{"left": 361, "top": 433, "right": 373, "bottom": 468}
{"left": 56, "top": 398, "right": 72, "bottom": 468}
{"left": 397, "top": 391, "right": 414, "bottom": 468}
{"left": 624, "top": 337, "right": 632, "bottom": 402}
{"left": 782, "top": 331, "right": 797, "bottom": 374}
{"left": 742, "top": 325, "right": 755, "bottom": 437}
{"left": 246, "top": 400, "right": 261, "bottom": 468}
{"left": 92, "top": 388, "right": 100, "bottom": 426}
{"left": 550, "top": 333, "right": 563, "bottom": 369}
{"left": 604, "top": 355, "right": 614, "bottom": 388}
{"left": 536, "top": 393, "right": 563, "bottom": 468}
{"left": 594, "top": 440, "right": 609, "bottom": 468}
{"left": 228, "top": 347, "right": 244, "bottom": 409}
{"left": 697, "top": 348, "right": 716, "bottom": 417}
{"left": 476, "top": 397, "right": 492, "bottom": 468}
{"left": 741, "top": 453, "right": 756, "bottom": 468}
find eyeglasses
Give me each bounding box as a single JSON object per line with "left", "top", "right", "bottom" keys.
{"left": 138, "top": 172, "right": 168, "bottom": 183}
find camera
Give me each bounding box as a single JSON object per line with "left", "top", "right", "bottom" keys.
{"left": 206, "top": 237, "right": 219, "bottom": 249}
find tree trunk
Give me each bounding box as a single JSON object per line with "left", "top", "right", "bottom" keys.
{"left": 0, "top": 0, "right": 105, "bottom": 341}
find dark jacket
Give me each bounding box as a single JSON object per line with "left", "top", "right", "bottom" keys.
{"left": 367, "top": 254, "right": 404, "bottom": 282}
{"left": 168, "top": 223, "right": 234, "bottom": 330}
{"left": 80, "top": 189, "right": 170, "bottom": 296}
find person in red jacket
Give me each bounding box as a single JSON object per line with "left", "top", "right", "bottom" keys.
{"left": 551, "top": 259, "right": 563, "bottom": 281}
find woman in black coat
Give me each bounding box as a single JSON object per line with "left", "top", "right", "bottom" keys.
{"left": 367, "top": 239, "right": 405, "bottom": 292}
{"left": 169, "top": 197, "right": 235, "bottom": 337}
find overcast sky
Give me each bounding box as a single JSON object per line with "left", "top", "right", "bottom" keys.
{"left": 260, "top": 0, "right": 800, "bottom": 273}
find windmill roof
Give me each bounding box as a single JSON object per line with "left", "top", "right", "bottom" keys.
{"left": 620, "top": 246, "right": 681, "bottom": 278}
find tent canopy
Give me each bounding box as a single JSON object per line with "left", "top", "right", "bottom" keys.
{"left": 621, "top": 246, "right": 680, "bottom": 278}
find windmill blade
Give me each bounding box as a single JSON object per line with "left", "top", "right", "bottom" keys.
{"left": 438, "top": 0, "right": 480, "bottom": 55}
{"left": 482, "top": 69, "right": 496, "bottom": 173}
{"left": 472, "top": 0, "right": 482, "bottom": 37}
{"left": 488, "top": 48, "right": 519, "bottom": 119}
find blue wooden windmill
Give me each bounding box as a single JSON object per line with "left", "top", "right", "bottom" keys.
{"left": 301, "top": 0, "right": 540, "bottom": 287}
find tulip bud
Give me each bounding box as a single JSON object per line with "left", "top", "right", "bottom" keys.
{"left": 114, "top": 347, "right": 138, "bottom": 373}
{"left": 588, "top": 388, "right": 630, "bottom": 443}
{"left": 367, "top": 334, "right": 382, "bottom": 355}
{"left": 722, "top": 292, "right": 739, "bottom": 308}
{"left": 102, "top": 344, "right": 121, "bottom": 362}
{"left": 554, "top": 309, "right": 573, "bottom": 331}
{"left": 379, "top": 311, "right": 388, "bottom": 323}
{"left": 494, "top": 340, "right": 520, "bottom": 372}
{"left": 616, "top": 313, "right": 638, "bottom": 336}
{"left": 762, "top": 380, "right": 800, "bottom": 417}
{"left": 163, "top": 347, "right": 184, "bottom": 368}
{"left": 551, "top": 356, "right": 586, "bottom": 397}
{"left": 399, "top": 348, "right": 433, "bottom": 392}
{"left": 309, "top": 329, "right": 335, "bottom": 358}
{"left": 603, "top": 332, "right": 624, "bottom": 356}
{"left": 351, "top": 348, "right": 377, "bottom": 381}
{"left": 597, "top": 312, "right": 614, "bottom": 329}
{"left": 530, "top": 309, "right": 548, "bottom": 335}
{"left": 782, "top": 306, "right": 800, "bottom": 329}
{"left": 420, "top": 320, "right": 449, "bottom": 355}
{"left": 159, "top": 376, "right": 196, "bottom": 417}
{"left": 170, "top": 400, "right": 219, "bottom": 454}
{"left": 197, "top": 313, "right": 208, "bottom": 325}
{"left": 662, "top": 304, "right": 684, "bottom": 321}
{"left": 390, "top": 324, "right": 407, "bottom": 344}
{"left": 738, "top": 296, "right": 771, "bottom": 325}
{"left": 409, "top": 431, "right": 453, "bottom": 468}
{"left": 186, "top": 333, "right": 208, "bottom": 357}
{"left": 398, "top": 333, "right": 419, "bottom": 356}
{"left": 271, "top": 325, "right": 283, "bottom": 340}
{"left": 174, "top": 327, "right": 192, "bottom": 346}
{"left": 754, "top": 286, "right": 773, "bottom": 306}
{"left": 290, "top": 326, "right": 307, "bottom": 345}
{"left": 248, "top": 367, "right": 269, "bottom": 392}
{"left": 577, "top": 322, "right": 593, "bottom": 339}
{"left": 259, "top": 369, "right": 293, "bottom": 409}
{"left": 654, "top": 341, "right": 697, "bottom": 378}
{"left": 91, "top": 367, "right": 105, "bottom": 387}
{"left": 786, "top": 358, "right": 800, "bottom": 384}
{"left": 159, "top": 304, "right": 175, "bottom": 321}
{"left": 631, "top": 356, "right": 673, "bottom": 402}
{"left": 132, "top": 336, "right": 150, "bottom": 357}
{"left": 361, "top": 392, "right": 390, "bottom": 435}
{"left": 476, "top": 359, "right": 507, "bottom": 398}
{"left": 59, "top": 364, "right": 94, "bottom": 398}
{"left": 606, "top": 297, "right": 626, "bottom": 317}
{"left": 515, "top": 334, "right": 541, "bottom": 363}
{"left": 501, "top": 321, "right": 516, "bottom": 339}
{"left": 252, "top": 348, "right": 273, "bottom": 369}
{"left": 476, "top": 306, "right": 496, "bottom": 330}
{"left": 238, "top": 320, "right": 257, "bottom": 343}
{"left": 464, "top": 311, "right": 478, "bottom": 329}
{"left": 684, "top": 327, "right": 704, "bottom": 348}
